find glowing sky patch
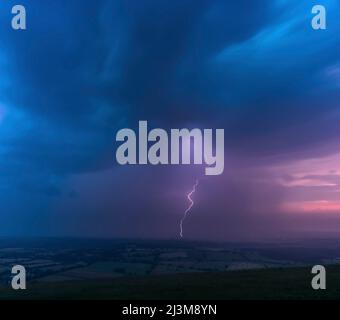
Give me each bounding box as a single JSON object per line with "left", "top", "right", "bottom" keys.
{"left": 282, "top": 200, "right": 340, "bottom": 213}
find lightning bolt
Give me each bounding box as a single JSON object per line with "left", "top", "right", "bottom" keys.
{"left": 180, "top": 179, "right": 199, "bottom": 238}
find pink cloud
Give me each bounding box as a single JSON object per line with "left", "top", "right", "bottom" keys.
{"left": 281, "top": 200, "right": 340, "bottom": 213}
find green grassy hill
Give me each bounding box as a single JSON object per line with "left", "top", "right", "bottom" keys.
{"left": 0, "top": 265, "right": 339, "bottom": 300}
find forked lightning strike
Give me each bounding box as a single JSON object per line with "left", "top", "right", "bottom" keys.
{"left": 180, "top": 179, "right": 199, "bottom": 238}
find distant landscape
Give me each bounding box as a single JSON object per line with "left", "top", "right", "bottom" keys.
{"left": 0, "top": 238, "right": 339, "bottom": 299}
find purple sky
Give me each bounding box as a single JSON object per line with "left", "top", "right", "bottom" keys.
{"left": 1, "top": 0, "right": 340, "bottom": 241}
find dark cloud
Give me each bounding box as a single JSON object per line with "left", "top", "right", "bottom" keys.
{"left": 1, "top": 0, "right": 340, "bottom": 239}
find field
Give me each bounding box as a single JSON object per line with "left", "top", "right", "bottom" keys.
{"left": 0, "top": 265, "right": 339, "bottom": 300}
{"left": 0, "top": 238, "right": 340, "bottom": 300}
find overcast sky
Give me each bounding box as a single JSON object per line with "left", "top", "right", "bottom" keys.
{"left": 1, "top": 0, "right": 340, "bottom": 241}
